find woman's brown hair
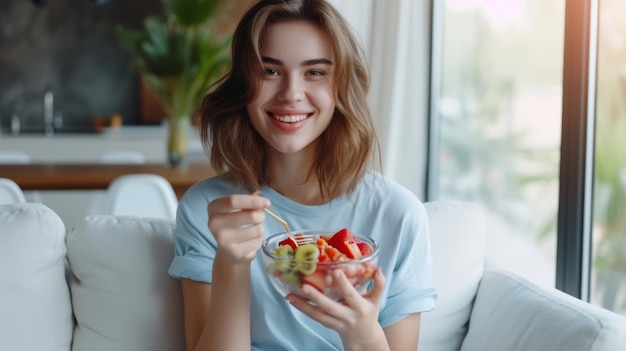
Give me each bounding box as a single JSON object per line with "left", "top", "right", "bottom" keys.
{"left": 200, "top": 0, "right": 379, "bottom": 199}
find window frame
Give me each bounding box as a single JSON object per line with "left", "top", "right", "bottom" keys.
{"left": 556, "top": 0, "right": 599, "bottom": 300}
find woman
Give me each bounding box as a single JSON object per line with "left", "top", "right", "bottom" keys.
{"left": 168, "top": 1, "right": 437, "bottom": 350}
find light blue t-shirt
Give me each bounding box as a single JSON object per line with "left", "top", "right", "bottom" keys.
{"left": 168, "top": 171, "right": 438, "bottom": 351}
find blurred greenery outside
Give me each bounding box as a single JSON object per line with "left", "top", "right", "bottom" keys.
{"left": 437, "top": 0, "right": 625, "bottom": 315}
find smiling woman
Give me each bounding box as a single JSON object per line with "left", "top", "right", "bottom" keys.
{"left": 247, "top": 21, "right": 335, "bottom": 156}
{"left": 168, "top": 1, "right": 437, "bottom": 350}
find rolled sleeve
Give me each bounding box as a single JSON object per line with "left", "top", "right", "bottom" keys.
{"left": 379, "top": 282, "right": 438, "bottom": 327}
{"left": 379, "top": 201, "right": 438, "bottom": 327}
{"left": 168, "top": 237, "right": 215, "bottom": 282}
{"left": 167, "top": 182, "right": 217, "bottom": 283}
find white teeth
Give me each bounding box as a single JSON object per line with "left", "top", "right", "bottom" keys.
{"left": 271, "top": 114, "right": 308, "bottom": 123}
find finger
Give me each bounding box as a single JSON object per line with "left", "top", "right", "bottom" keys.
{"left": 299, "top": 280, "right": 353, "bottom": 321}
{"left": 215, "top": 225, "right": 264, "bottom": 260}
{"left": 232, "top": 232, "right": 265, "bottom": 260}
{"left": 364, "top": 268, "right": 386, "bottom": 303}
{"left": 287, "top": 288, "right": 347, "bottom": 330}
{"left": 331, "top": 269, "right": 364, "bottom": 307}
{"left": 208, "top": 194, "right": 270, "bottom": 215}
{"left": 209, "top": 207, "right": 266, "bottom": 231}
{"left": 215, "top": 222, "right": 264, "bottom": 243}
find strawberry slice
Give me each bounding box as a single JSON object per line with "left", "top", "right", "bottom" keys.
{"left": 357, "top": 242, "right": 373, "bottom": 256}
{"left": 327, "top": 228, "right": 353, "bottom": 247}
{"left": 327, "top": 228, "right": 362, "bottom": 259}
{"left": 278, "top": 236, "right": 298, "bottom": 250}
{"left": 342, "top": 242, "right": 363, "bottom": 258}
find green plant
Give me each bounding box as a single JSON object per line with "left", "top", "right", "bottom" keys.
{"left": 114, "top": 0, "right": 231, "bottom": 165}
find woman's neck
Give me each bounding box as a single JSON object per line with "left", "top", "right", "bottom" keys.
{"left": 265, "top": 150, "right": 325, "bottom": 206}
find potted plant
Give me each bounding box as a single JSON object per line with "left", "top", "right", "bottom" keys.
{"left": 115, "top": 0, "right": 231, "bottom": 166}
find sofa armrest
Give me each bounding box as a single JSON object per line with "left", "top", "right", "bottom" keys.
{"left": 461, "top": 267, "right": 626, "bottom": 351}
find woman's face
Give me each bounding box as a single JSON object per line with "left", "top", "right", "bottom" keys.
{"left": 247, "top": 20, "right": 335, "bottom": 156}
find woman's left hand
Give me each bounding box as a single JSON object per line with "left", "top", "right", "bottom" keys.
{"left": 286, "top": 268, "right": 390, "bottom": 351}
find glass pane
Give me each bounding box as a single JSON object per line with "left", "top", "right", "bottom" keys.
{"left": 433, "top": 0, "right": 565, "bottom": 289}
{"left": 591, "top": 0, "right": 626, "bottom": 316}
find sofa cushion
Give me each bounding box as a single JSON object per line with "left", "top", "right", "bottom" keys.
{"left": 419, "top": 201, "right": 486, "bottom": 351}
{"left": 0, "top": 203, "right": 73, "bottom": 351}
{"left": 66, "top": 215, "right": 185, "bottom": 351}
{"left": 461, "top": 267, "right": 626, "bottom": 351}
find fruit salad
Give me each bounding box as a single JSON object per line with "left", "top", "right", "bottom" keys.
{"left": 262, "top": 228, "right": 379, "bottom": 301}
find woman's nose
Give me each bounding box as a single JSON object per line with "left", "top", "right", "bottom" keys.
{"left": 277, "top": 76, "right": 304, "bottom": 103}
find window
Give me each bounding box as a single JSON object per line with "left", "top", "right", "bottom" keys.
{"left": 429, "top": 0, "right": 626, "bottom": 316}
{"left": 428, "top": 0, "right": 565, "bottom": 290}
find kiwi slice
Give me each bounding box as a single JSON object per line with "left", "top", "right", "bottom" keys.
{"left": 294, "top": 244, "right": 319, "bottom": 275}
{"left": 273, "top": 244, "right": 294, "bottom": 257}
{"left": 271, "top": 245, "right": 295, "bottom": 272}
{"left": 294, "top": 243, "right": 319, "bottom": 260}
{"left": 271, "top": 257, "right": 294, "bottom": 273}
{"left": 280, "top": 271, "right": 301, "bottom": 286}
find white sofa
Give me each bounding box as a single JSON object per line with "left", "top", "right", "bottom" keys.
{"left": 1, "top": 201, "right": 625, "bottom": 351}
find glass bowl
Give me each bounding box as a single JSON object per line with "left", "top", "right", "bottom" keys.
{"left": 261, "top": 229, "right": 379, "bottom": 301}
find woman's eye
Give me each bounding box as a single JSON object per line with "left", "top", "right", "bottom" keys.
{"left": 308, "top": 70, "right": 324, "bottom": 76}
{"left": 265, "top": 68, "right": 279, "bottom": 76}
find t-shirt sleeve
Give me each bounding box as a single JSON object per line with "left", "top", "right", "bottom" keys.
{"left": 168, "top": 184, "right": 217, "bottom": 283}
{"left": 379, "top": 199, "right": 438, "bottom": 328}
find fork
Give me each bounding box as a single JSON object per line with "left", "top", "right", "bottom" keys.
{"left": 264, "top": 208, "right": 313, "bottom": 245}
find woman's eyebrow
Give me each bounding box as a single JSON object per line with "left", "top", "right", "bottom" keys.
{"left": 261, "top": 56, "right": 333, "bottom": 66}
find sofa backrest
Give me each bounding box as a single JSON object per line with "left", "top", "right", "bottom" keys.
{"left": 1, "top": 200, "right": 485, "bottom": 351}
{"left": 419, "top": 201, "right": 486, "bottom": 351}
{"left": 0, "top": 203, "right": 73, "bottom": 351}
{"left": 66, "top": 215, "right": 185, "bottom": 351}
{"left": 461, "top": 266, "right": 626, "bottom": 351}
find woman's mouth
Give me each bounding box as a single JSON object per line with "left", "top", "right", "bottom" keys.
{"left": 270, "top": 113, "right": 310, "bottom": 123}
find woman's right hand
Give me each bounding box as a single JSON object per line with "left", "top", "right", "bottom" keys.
{"left": 207, "top": 193, "right": 270, "bottom": 265}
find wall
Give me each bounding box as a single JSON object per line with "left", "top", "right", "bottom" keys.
{"left": 0, "top": 0, "right": 164, "bottom": 131}
{"left": 0, "top": 0, "right": 247, "bottom": 132}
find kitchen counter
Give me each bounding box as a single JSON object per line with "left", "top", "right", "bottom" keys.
{"left": 0, "top": 125, "right": 210, "bottom": 227}
{"left": 0, "top": 125, "right": 206, "bottom": 163}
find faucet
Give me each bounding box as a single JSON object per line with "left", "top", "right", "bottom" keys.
{"left": 44, "top": 88, "right": 54, "bottom": 136}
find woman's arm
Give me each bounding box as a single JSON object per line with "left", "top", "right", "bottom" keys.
{"left": 383, "top": 313, "right": 421, "bottom": 351}
{"left": 181, "top": 194, "right": 270, "bottom": 351}
{"left": 180, "top": 278, "right": 212, "bottom": 351}
{"left": 181, "top": 257, "right": 253, "bottom": 351}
